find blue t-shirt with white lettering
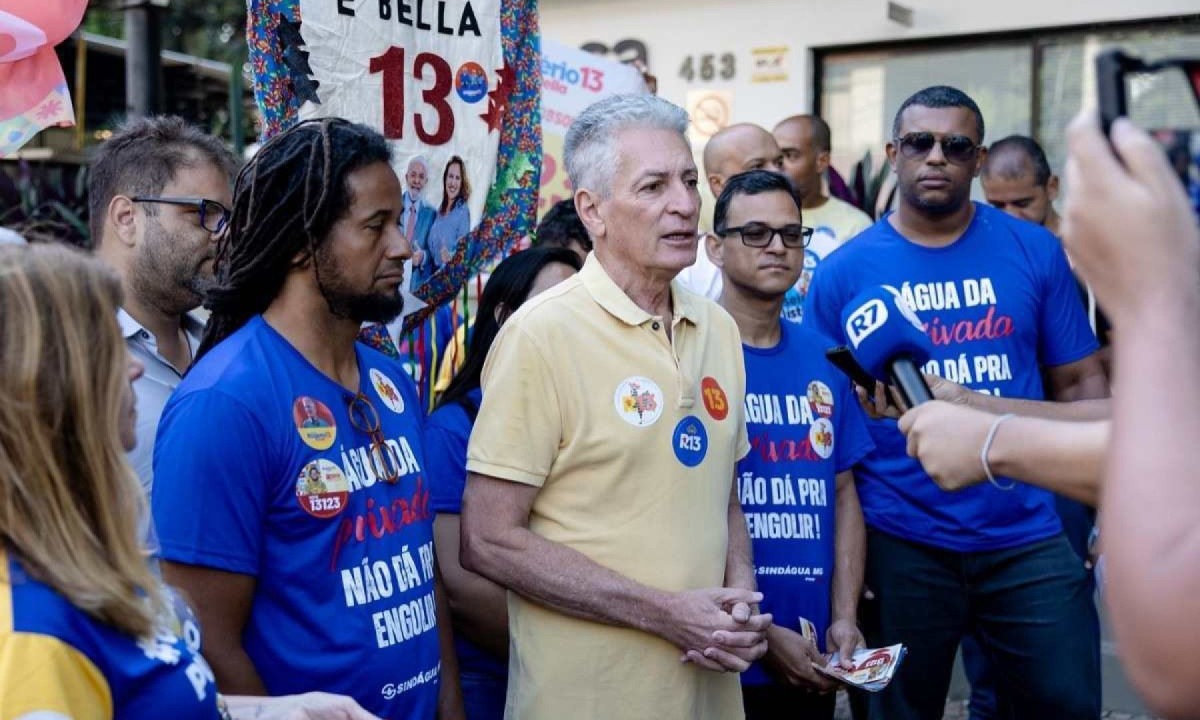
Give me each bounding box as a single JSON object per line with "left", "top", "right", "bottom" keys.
{"left": 152, "top": 316, "right": 441, "bottom": 717}
{"left": 3, "top": 550, "right": 218, "bottom": 719}
{"left": 804, "top": 203, "right": 1099, "bottom": 551}
{"left": 738, "top": 323, "right": 874, "bottom": 686}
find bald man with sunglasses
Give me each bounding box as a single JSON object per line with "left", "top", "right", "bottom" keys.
{"left": 804, "top": 86, "right": 1107, "bottom": 720}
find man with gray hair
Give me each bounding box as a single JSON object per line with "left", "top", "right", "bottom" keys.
{"left": 461, "top": 93, "right": 769, "bottom": 720}
{"left": 401, "top": 155, "right": 434, "bottom": 280}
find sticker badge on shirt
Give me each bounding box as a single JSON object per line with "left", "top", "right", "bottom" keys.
{"left": 295, "top": 458, "right": 350, "bottom": 519}
{"left": 672, "top": 415, "right": 708, "bottom": 467}
{"left": 807, "top": 381, "right": 835, "bottom": 418}
{"left": 614, "top": 376, "right": 664, "bottom": 427}
{"left": 701, "top": 376, "right": 729, "bottom": 421}
{"left": 293, "top": 396, "right": 337, "bottom": 450}
{"left": 369, "top": 367, "right": 405, "bottom": 414}
{"left": 810, "top": 417, "right": 835, "bottom": 459}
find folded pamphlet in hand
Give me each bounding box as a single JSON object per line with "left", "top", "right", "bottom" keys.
{"left": 815, "top": 644, "right": 907, "bottom": 692}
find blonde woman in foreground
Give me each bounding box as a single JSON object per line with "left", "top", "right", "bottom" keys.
{"left": 0, "top": 243, "right": 379, "bottom": 720}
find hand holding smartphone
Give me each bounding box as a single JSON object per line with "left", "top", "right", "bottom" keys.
{"left": 825, "top": 345, "right": 899, "bottom": 411}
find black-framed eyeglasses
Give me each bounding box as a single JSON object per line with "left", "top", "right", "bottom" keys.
{"left": 894, "top": 132, "right": 980, "bottom": 165}
{"left": 346, "top": 393, "right": 402, "bottom": 483}
{"left": 130, "top": 196, "right": 231, "bottom": 234}
{"left": 721, "top": 222, "right": 813, "bottom": 249}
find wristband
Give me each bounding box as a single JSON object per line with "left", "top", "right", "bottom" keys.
{"left": 981, "top": 413, "right": 1016, "bottom": 490}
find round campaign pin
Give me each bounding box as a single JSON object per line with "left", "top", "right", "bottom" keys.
{"left": 672, "top": 416, "right": 709, "bottom": 467}
{"left": 809, "top": 417, "right": 835, "bottom": 460}
{"left": 700, "top": 376, "right": 729, "bottom": 421}
{"left": 292, "top": 396, "right": 337, "bottom": 450}
{"left": 369, "top": 368, "right": 405, "bottom": 414}
{"left": 455, "top": 61, "right": 488, "bottom": 103}
{"left": 807, "top": 380, "right": 835, "bottom": 418}
{"left": 613, "top": 376, "right": 665, "bottom": 428}
{"left": 295, "top": 459, "right": 350, "bottom": 519}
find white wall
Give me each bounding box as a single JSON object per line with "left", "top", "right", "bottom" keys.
{"left": 540, "top": 0, "right": 1198, "bottom": 129}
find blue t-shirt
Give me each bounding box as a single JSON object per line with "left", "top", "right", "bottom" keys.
{"left": 2, "top": 549, "right": 218, "bottom": 719}
{"left": 427, "top": 388, "right": 483, "bottom": 516}
{"left": 424, "top": 387, "right": 507, "bottom": 681}
{"left": 152, "top": 316, "right": 442, "bottom": 718}
{"left": 737, "top": 323, "right": 874, "bottom": 686}
{"left": 804, "top": 203, "right": 1099, "bottom": 551}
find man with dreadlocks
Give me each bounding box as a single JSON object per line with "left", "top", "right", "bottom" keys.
{"left": 151, "top": 118, "right": 464, "bottom": 719}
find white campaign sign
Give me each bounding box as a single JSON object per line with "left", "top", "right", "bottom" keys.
{"left": 299, "top": 0, "right": 503, "bottom": 228}
{"left": 538, "top": 38, "right": 647, "bottom": 215}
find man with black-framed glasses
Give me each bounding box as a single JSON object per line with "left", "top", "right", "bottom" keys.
{"left": 709, "top": 169, "right": 873, "bottom": 720}
{"left": 804, "top": 86, "right": 1107, "bottom": 719}
{"left": 90, "top": 115, "right": 238, "bottom": 553}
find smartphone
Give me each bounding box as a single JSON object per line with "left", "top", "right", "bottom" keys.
{"left": 825, "top": 345, "right": 885, "bottom": 400}
{"left": 1096, "top": 49, "right": 1200, "bottom": 138}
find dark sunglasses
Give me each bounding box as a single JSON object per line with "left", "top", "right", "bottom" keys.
{"left": 894, "top": 133, "right": 980, "bottom": 165}
{"left": 130, "top": 196, "right": 231, "bottom": 234}
{"left": 346, "top": 393, "right": 402, "bottom": 483}
{"left": 721, "top": 222, "right": 814, "bottom": 249}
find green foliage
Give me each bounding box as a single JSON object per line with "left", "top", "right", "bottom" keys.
{"left": 83, "top": 1, "right": 248, "bottom": 64}
{"left": 832, "top": 150, "right": 896, "bottom": 220}
{"left": 0, "top": 162, "right": 91, "bottom": 247}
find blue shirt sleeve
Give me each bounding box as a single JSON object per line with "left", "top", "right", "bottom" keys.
{"left": 1036, "top": 238, "right": 1099, "bottom": 367}
{"left": 425, "top": 404, "right": 471, "bottom": 514}
{"left": 151, "top": 390, "right": 277, "bottom": 576}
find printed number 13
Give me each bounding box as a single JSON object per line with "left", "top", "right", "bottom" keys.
{"left": 368, "top": 46, "right": 455, "bottom": 145}
{"left": 580, "top": 67, "right": 604, "bottom": 92}
{"left": 704, "top": 387, "right": 726, "bottom": 412}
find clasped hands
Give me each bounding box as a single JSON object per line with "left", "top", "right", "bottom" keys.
{"left": 667, "top": 587, "right": 771, "bottom": 673}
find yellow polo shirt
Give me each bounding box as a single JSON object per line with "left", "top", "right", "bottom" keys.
{"left": 466, "top": 254, "right": 750, "bottom": 720}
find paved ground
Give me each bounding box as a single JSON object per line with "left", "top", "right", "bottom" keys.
{"left": 831, "top": 693, "right": 1160, "bottom": 719}
{"left": 828, "top": 598, "right": 1160, "bottom": 719}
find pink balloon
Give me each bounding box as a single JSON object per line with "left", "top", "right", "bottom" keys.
{"left": 0, "top": 0, "right": 87, "bottom": 151}
{"left": 1, "top": 0, "right": 88, "bottom": 53}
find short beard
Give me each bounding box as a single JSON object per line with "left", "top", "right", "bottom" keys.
{"left": 133, "top": 215, "right": 211, "bottom": 315}
{"left": 906, "top": 188, "right": 970, "bottom": 217}
{"left": 313, "top": 243, "right": 405, "bottom": 324}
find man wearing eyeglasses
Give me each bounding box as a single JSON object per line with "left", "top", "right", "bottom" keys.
{"left": 708, "top": 169, "right": 873, "bottom": 720}
{"left": 804, "top": 86, "right": 1107, "bottom": 719}
{"left": 90, "top": 115, "right": 238, "bottom": 551}
{"left": 677, "top": 124, "right": 783, "bottom": 300}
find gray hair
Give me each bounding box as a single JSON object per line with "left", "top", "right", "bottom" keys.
{"left": 564, "top": 94, "right": 689, "bottom": 198}
{"left": 406, "top": 155, "right": 430, "bottom": 174}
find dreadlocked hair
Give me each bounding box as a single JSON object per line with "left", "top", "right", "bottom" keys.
{"left": 195, "top": 118, "right": 392, "bottom": 362}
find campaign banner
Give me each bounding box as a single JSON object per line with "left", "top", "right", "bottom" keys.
{"left": 248, "top": 0, "right": 540, "bottom": 327}
{"left": 537, "top": 38, "right": 647, "bottom": 217}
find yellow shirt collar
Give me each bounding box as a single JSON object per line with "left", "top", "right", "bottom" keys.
{"left": 578, "top": 253, "right": 701, "bottom": 328}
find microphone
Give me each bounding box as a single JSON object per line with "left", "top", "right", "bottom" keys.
{"left": 841, "top": 287, "right": 934, "bottom": 407}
